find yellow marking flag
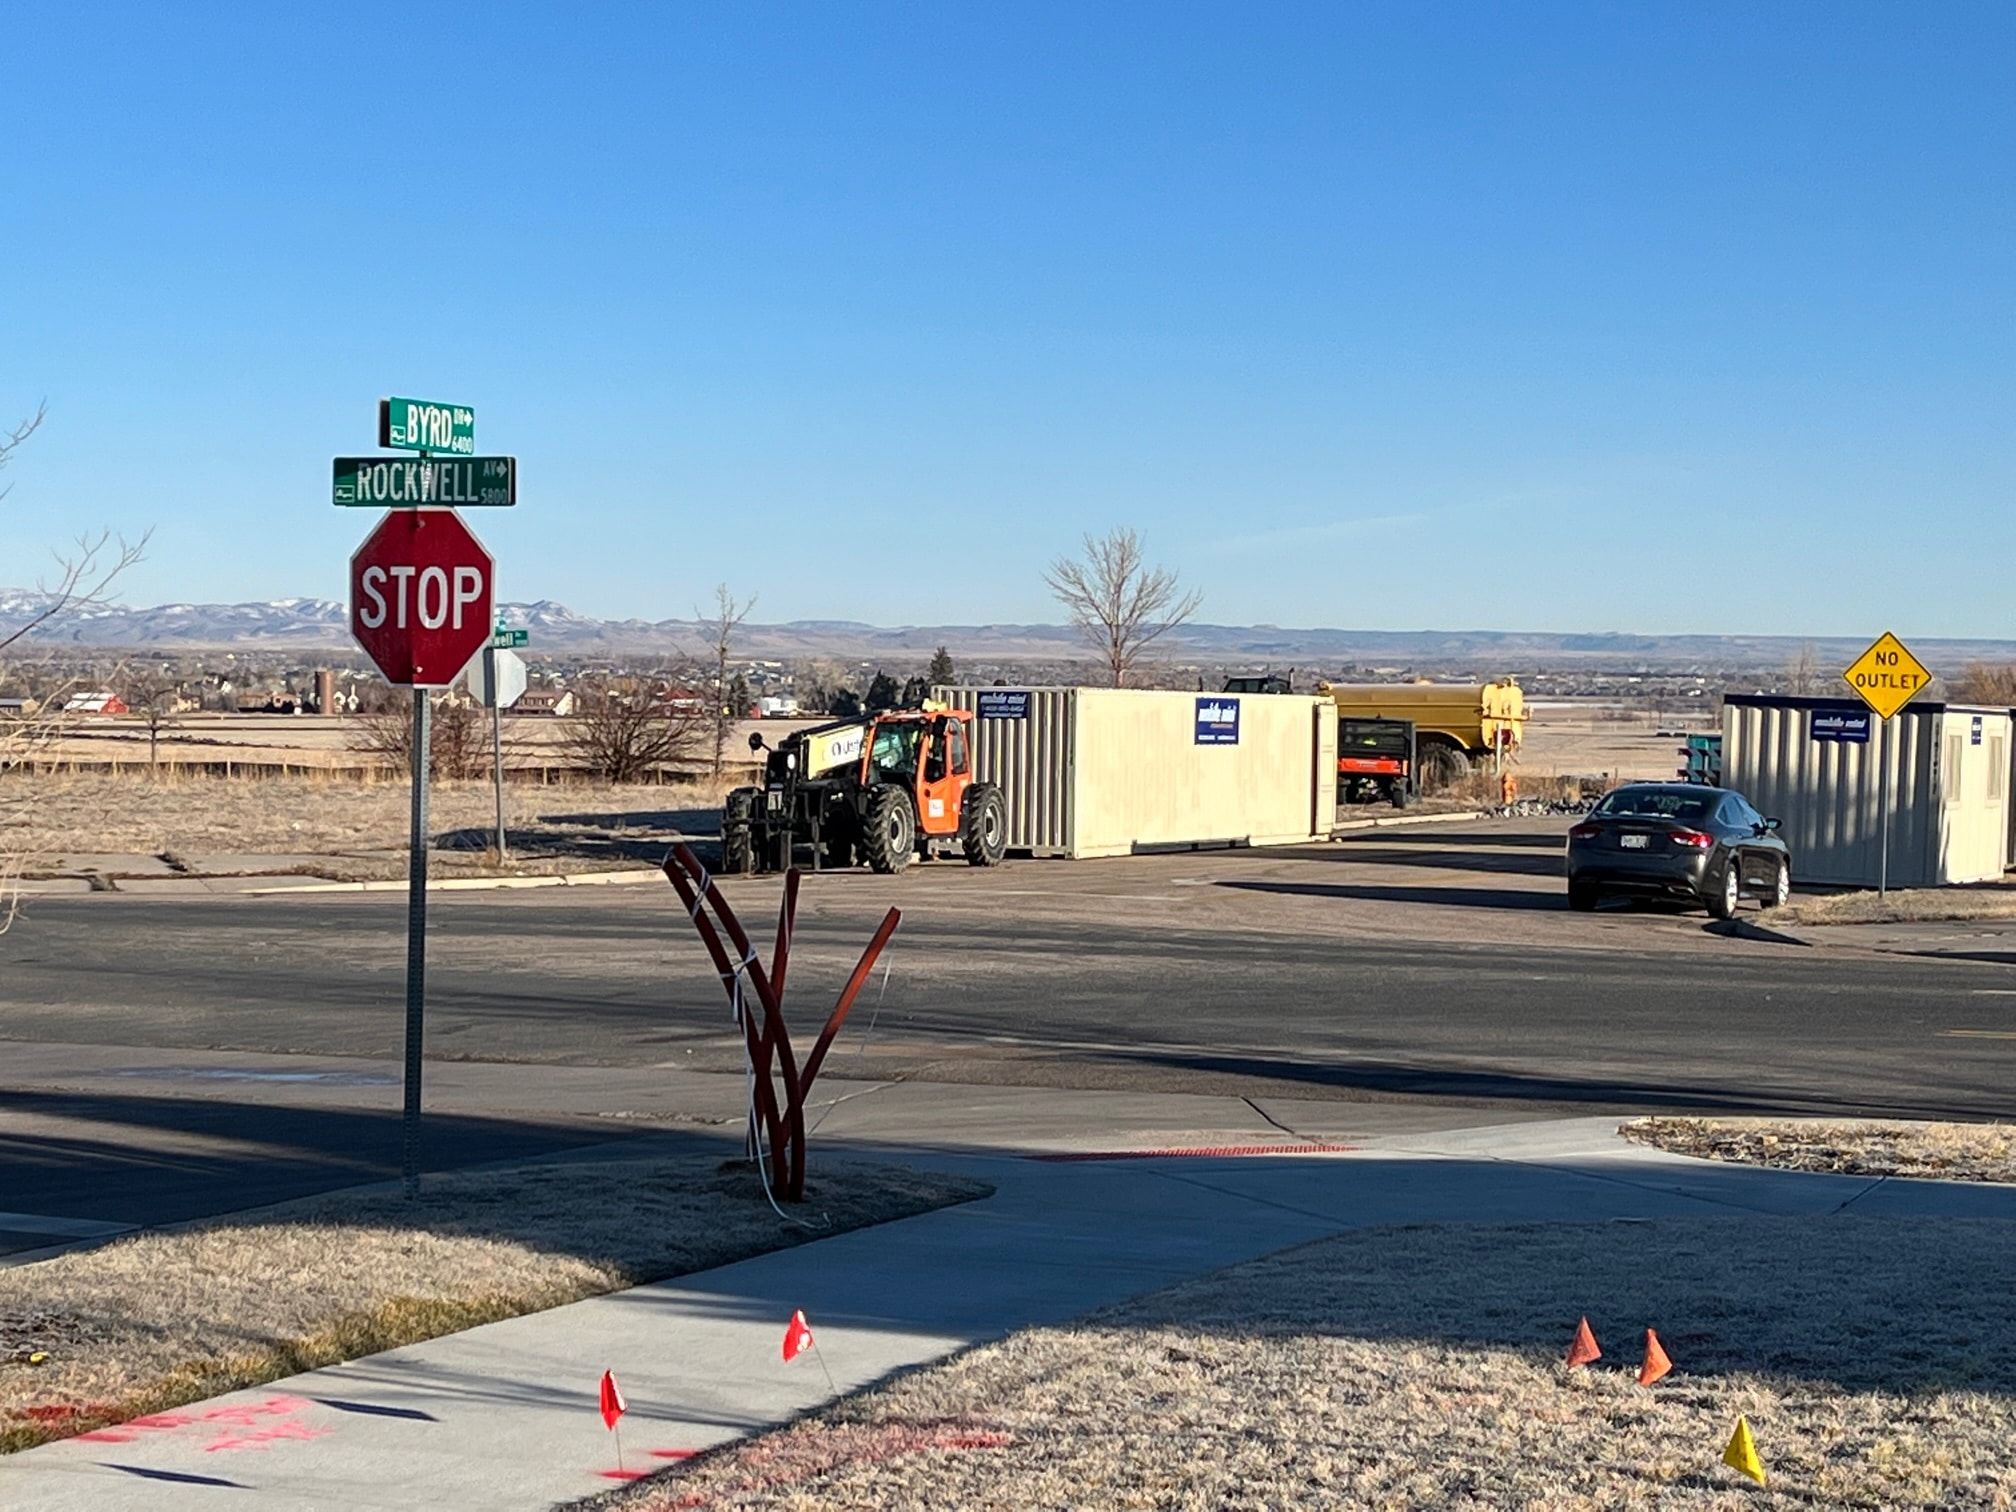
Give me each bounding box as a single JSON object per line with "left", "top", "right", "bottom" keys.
{"left": 1843, "top": 631, "right": 1931, "bottom": 721}
{"left": 1722, "top": 1415, "right": 1767, "bottom": 1486}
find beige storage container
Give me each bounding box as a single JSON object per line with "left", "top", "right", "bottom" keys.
{"left": 1722, "top": 695, "right": 2011, "bottom": 887}
{"left": 935, "top": 686, "right": 1336, "bottom": 858}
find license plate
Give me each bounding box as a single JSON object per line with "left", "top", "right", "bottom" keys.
{"left": 1621, "top": 834, "right": 1650, "bottom": 849}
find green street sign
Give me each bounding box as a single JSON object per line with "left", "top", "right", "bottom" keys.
{"left": 379, "top": 397, "right": 475, "bottom": 455}
{"left": 491, "top": 628, "right": 529, "bottom": 648}
{"left": 333, "top": 456, "right": 516, "bottom": 507}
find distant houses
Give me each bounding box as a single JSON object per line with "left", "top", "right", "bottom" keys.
{"left": 62, "top": 691, "right": 129, "bottom": 716}
{"left": 515, "top": 689, "right": 575, "bottom": 717}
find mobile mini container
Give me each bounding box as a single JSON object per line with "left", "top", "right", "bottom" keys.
{"left": 933, "top": 686, "right": 1338, "bottom": 858}
{"left": 1721, "top": 694, "right": 2012, "bottom": 888}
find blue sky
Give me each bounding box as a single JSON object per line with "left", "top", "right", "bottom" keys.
{"left": 5, "top": 3, "right": 2011, "bottom": 634}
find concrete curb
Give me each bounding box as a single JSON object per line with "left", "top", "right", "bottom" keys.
{"left": 1705, "top": 916, "right": 1815, "bottom": 948}
{"left": 245, "top": 868, "right": 666, "bottom": 897}
{"left": 1330, "top": 809, "right": 1485, "bottom": 835}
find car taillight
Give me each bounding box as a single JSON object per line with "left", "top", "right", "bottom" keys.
{"left": 1669, "top": 828, "right": 1714, "bottom": 849}
{"left": 1568, "top": 823, "right": 1600, "bottom": 840}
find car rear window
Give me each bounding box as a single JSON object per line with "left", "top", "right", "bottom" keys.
{"left": 1595, "top": 789, "right": 1713, "bottom": 821}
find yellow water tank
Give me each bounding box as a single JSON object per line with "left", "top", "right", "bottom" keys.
{"left": 1314, "top": 679, "right": 1526, "bottom": 756}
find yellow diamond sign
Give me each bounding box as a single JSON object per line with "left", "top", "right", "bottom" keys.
{"left": 1843, "top": 631, "right": 1932, "bottom": 721}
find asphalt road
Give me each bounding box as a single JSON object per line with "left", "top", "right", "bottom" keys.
{"left": 8, "top": 821, "right": 2016, "bottom": 1237}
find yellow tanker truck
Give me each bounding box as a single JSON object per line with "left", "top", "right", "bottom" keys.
{"left": 1226, "top": 672, "right": 1527, "bottom": 789}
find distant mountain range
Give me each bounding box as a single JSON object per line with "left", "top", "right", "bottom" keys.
{"left": 6, "top": 589, "right": 2015, "bottom": 673}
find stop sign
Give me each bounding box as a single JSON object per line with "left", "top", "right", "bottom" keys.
{"left": 350, "top": 509, "right": 495, "bottom": 687}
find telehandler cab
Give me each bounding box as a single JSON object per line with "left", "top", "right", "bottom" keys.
{"left": 722, "top": 707, "right": 1007, "bottom": 875}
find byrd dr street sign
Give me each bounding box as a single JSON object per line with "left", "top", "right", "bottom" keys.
{"left": 380, "top": 396, "right": 476, "bottom": 455}
{"left": 350, "top": 509, "right": 496, "bottom": 687}
{"left": 1843, "top": 631, "right": 1931, "bottom": 721}
{"left": 334, "top": 455, "right": 517, "bottom": 508}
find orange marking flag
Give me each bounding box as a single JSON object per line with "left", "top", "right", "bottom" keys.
{"left": 1639, "top": 1329, "right": 1672, "bottom": 1386}
{"left": 1564, "top": 1316, "right": 1601, "bottom": 1369}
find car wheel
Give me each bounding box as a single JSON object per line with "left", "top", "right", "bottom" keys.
{"left": 1759, "top": 857, "right": 1790, "bottom": 909}
{"left": 1705, "top": 855, "right": 1741, "bottom": 920}
{"left": 1567, "top": 881, "right": 1599, "bottom": 911}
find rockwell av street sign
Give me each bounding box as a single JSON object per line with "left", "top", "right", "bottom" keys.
{"left": 333, "top": 455, "right": 517, "bottom": 508}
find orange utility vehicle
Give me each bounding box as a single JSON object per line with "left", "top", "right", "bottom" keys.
{"left": 725, "top": 708, "right": 1008, "bottom": 874}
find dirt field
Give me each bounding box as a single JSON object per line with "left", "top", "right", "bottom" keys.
{"left": 1, "top": 1154, "right": 987, "bottom": 1453}
{"left": 36, "top": 714, "right": 806, "bottom": 771}
{"left": 1518, "top": 704, "right": 1697, "bottom": 785}
{"left": 17, "top": 772, "right": 735, "bottom": 875}
{"left": 34, "top": 704, "right": 1684, "bottom": 783}
{"left": 596, "top": 1217, "right": 2016, "bottom": 1511}
{"left": 1624, "top": 1118, "right": 2016, "bottom": 1183}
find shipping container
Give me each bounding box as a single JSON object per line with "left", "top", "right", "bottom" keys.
{"left": 1722, "top": 695, "right": 2011, "bottom": 887}
{"left": 934, "top": 686, "right": 1337, "bottom": 858}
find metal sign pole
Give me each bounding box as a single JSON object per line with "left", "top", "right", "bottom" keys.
{"left": 492, "top": 658, "right": 507, "bottom": 861}
{"left": 1878, "top": 714, "right": 1890, "bottom": 897}
{"left": 404, "top": 686, "right": 431, "bottom": 1196}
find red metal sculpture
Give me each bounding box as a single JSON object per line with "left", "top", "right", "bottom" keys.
{"left": 663, "top": 843, "right": 901, "bottom": 1202}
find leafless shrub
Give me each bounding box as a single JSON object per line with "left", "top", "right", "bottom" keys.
{"left": 1044, "top": 527, "right": 1201, "bottom": 687}
{"left": 1784, "top": 641, "right": 1821, "bottom": 695}
{"left": 561, "top": 673, "right": 710, "bottom": 782}
{"left": 1951, "top": 661, "right": 2016, "bottom": 706}
{"left": 350, "top": 694, "right": 490, "bottom": 779}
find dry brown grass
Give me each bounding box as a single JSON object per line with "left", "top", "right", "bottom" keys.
{"left": 14, "top": 771, "right": 737, "bottom": 871}
{"left": 1622, "top": 1117, "right": 2016, "bottom": 1183}
{"left": 594, "top": 1217, "right": 2016, "bottom": 1511}
{"left": 0, "top": 1152, "right": 987, "bottom": 1453}
{"left": 1769, "top": 887, "right": 2016, "bottom": 927}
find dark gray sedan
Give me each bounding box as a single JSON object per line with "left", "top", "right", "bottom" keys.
{"left": 1566, "top": 783, "right": 1791, "bottom": 917}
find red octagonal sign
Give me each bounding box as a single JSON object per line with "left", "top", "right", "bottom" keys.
{"left": 350, "top": 509, "right": 495, "bottom": 688}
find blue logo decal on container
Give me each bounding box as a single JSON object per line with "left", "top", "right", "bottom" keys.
{"left": 977, "top": 690, "right": 1031, "bottom": 719}
{"left": 1811, "top": 709, "right": 1871, "bottom": 744}
{"left": 1195, "top": 696, "right": 1240, "bottom": 745}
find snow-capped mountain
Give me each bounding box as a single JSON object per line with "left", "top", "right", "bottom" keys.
{"left": 5, "top": 588, "right": 2014, "bottom": 669}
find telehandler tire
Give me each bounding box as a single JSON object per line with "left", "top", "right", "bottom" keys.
{"left": 860, "top": 784, "right": 916, "bottom": 874}
{"left": 960, "top": 783, "right": 1007, "bottom": 866}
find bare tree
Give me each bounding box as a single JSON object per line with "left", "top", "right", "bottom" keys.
{"left": 0, "top": 405, "right": 150, "bottom": 658}
{"left": 701, "top": 584, "right": 756, "bottom": 777}
{"left": 117, "top": 670, "right": 182, "bottom": 767}
{"left": 351, "top": 693, "right": 489, "bottom": 779}
{"left": 562, "top": 674, "right": 710, "bottom": 783}
{"left": 1784, "top": 642, "right": 1821, "bottom": 696}
{"left": 0, "top": 404, "right": 147, "bottom": 926}
{"left": 1044, "top": 527, "right": 1202, "bottom": 687}
{"left": 1952, "top": 662, "right": 2016, "bottom": 706}
{"left": 793, "top": 657, "right": 849, "bottom": 714}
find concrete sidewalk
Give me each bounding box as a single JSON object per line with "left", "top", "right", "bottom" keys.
{"left": 8, "top": 1117, "right": 2015, "bottom": 1510}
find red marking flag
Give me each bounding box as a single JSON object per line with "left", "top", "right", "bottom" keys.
{"left": 599, "top": 1370, "right": 627, "bottom": 1431}
{"left": 782, "top": 1309, "right": 816, "bottom": 1363}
